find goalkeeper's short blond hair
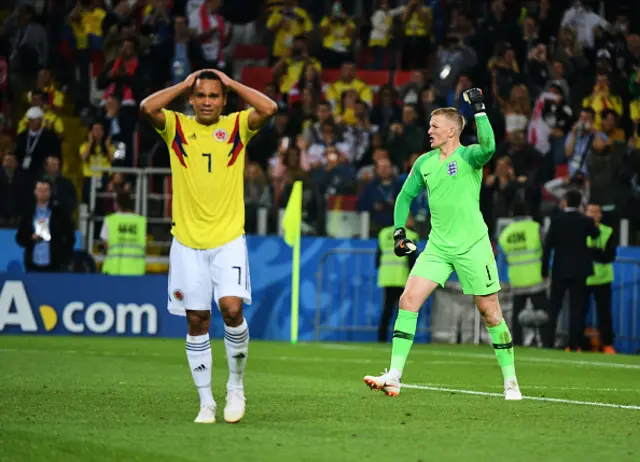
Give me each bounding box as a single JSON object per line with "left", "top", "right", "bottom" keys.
{"left": 430, "top": 107, "right": 466, "bottom": 133}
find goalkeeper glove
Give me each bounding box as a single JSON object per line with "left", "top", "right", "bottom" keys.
{"left": 393, "top": 228, "right": 417, "bottom": 257}
{"left": 463, "top": 88, "right": 485, "bottom": 114}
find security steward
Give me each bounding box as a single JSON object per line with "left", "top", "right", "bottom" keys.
{"left": 498, "top": 201, "right": 548, "bottom": 346}
{"left": 100, "top": 192, "right": 147, "bottom": 276}
{"left": 376, "top": 216, "right": 419, "bottom": 342}
{"left": 584, "top": 202, "right": 617, "bottom": 354}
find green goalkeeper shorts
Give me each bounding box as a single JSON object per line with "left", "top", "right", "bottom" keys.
{"left": 410, "top": 236, "right": 501, "bottom": 295}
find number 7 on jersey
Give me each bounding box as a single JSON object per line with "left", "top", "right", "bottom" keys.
{"left": 202, "top": 153, "right": 212, "bottom": 173}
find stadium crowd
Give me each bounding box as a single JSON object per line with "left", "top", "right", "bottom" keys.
{"left": 1, "top": 0, "right": 640, "bottom": 250}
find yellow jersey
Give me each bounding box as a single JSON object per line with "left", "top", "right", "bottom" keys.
{"left": 27, "top": 86, "right": 64, "bottom": 110}
{"left": 155, "top": 108, "right": 259, "bottom": 249}
{"left": 18, "top": 110, "right": 64, "bottom": 137}
{"left": 266, "top": 7, "right": 313, "bottom": 58}
{"left": 630, "top": 99, "right": 640, "bottom": 123}
{"left": 631, "top": 99, "right": 640, "bottom": 149}
{"left": 327, "top": 79, "right": 373, "bottom": 114}
{"left": 320, "top": 16, "right": 355, "bottom": 52}
{"left": 404, "top": 7, "right": 432, "bottom": 38}
{"left": 279, "top": 57, "right": 321, "bottom": 94}
{"left": 80, "top": 141, "right": 114, "bottom": 177}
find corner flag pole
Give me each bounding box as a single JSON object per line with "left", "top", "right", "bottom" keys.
{"left": 282, "top": 181, "right": 303, "bottom": 345}
{"left": 290, "top": 213, "right": 301, "bottom": 345}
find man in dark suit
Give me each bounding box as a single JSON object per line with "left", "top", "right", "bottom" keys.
{"left": 14, "top": 107, "right": 62, "bottom": 181}
{"left": 16, "top": 179, "right": 75, "bottom": 272}
{"left": 542, "top": 189, "right": 600, "bottom": 351}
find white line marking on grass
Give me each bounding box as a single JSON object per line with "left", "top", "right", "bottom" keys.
{"left": 405, "top": 382, "right": 640, "bottom": 394}
{"left": 402, "top": 383, "right": 640, "bottom": 410}
{"left": 424, "top": 350, "right": 640, "bottom": 370}
{"left": 522, "top": 385, "right": 640, "bottom": 393}
{"left": 317, "top": 344, "right": 640, "bottom": 370}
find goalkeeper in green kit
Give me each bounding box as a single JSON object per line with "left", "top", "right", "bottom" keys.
{"left": 364, "top": 89, "right": 522, "bottom": 401}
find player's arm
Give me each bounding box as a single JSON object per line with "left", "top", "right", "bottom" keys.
{"left": 139, "top": 72, "right": 199, "bottom": 130}
{"left": 208, "top": 69, "right": 278, "bottom": 131}
{"left": 393, "top": 158, "right": 426, "bottom": 256}
{"left": 461, "top": 88, "right": 496, "bottom": 168}
{"left": 394, "top": 160, "right": 425, "bottom": 230}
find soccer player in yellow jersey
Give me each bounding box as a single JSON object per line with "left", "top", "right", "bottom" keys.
{"left": 140, "top": 69, "right": 277, "bottom": 424}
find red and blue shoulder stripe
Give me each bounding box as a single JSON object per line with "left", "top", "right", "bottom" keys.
{"left": 171, "top": 113, "right": 188, "bottom": 168}
{"left": 226, "top": 114, "right": 244, "bottom": 167}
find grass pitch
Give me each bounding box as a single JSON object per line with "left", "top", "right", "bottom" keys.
{"left": 1, "top": 336, "right": 639, "bottom": 462}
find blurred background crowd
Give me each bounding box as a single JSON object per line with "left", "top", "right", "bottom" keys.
{"left": 1, "top": 0, "right": 640, "bottom": 261}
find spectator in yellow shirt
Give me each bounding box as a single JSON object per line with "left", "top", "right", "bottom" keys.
{"left": 319, "top": 2, "right": 356, "bottom": 69}
{"left": 68, "top": 1, "right": 105, "bottom": 108}
{"left": 18, "top": 91, "right": 65, "bottom": 140}
{"left": 630, "top": 70, "right": 640, "bottom": 149}
{"left": 582, "top": 72, "right": 623, "bottom": 131}
{"left": 327, "top": 62, "right": 373, "bottom": 115}
{"left": 402, "top": 0, "right": 433, "bottom": 70}
{"left": 266, "top": 0, "right": 313, "bottom": 63}
{"left": 27, "top": 69, "right": 64, "bottom": 113}
{"left": 630, "top": 98, "right": 640, "bottom": 150}
{"left": 272, "top": 35, "right": 322, "bottom": 95}
{"left": 79, "top": 121, "right": 115, "bottom": 204}
{"left": 369, "top": 0, "right": 406, "bottom": 70}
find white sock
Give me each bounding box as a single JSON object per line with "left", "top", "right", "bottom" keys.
{"left": 224, "top": 318, "right": 249, "bottom": 391}
{"left": 186, "top": 333, "right": 214, "bottom": 408}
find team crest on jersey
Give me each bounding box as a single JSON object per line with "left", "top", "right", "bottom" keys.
{"left": 173, "top": 289, "right": 184, "bottom": 301}
{"left": 447, "top": 161, "right": 458, "bottom": 176}
{"left": 214, "top": 128, "right": 228, "bottom": 142}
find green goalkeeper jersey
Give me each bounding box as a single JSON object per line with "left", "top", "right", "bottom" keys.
{"left": 394, "top": 113, "right": 496, "bottom": 254}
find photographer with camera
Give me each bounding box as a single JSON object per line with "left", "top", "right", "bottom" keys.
{"left": 272, "top": 35, "right": 322, "bottom": 96}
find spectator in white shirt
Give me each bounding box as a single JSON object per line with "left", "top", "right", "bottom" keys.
{"left": 188, "top": 0, "right": 232, "bottom": 70}
{"left": 560, "top": 0, "right": 608, "bottom": 49}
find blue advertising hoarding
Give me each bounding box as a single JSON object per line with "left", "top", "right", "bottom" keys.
{"left": 1, "top": 233, "right": 639, "bottom": 353}
{"left": 0, "top": 236, "right": 389, "bottom": 342}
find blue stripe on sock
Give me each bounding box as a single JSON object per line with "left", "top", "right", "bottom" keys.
{"left": 224, "top": 336, "right": 249, "bottom": 343}
{"left": 224, "top": 329, "right": 248, "bottom": 338}
{"left": 186, "top": 344, "right": 211, "bottom": 351}
{"left": 186, "top": 341, "right": 211, "bottom": 348}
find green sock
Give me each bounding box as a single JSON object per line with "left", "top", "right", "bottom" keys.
{"left": 389, "top": 309, "right": 419, "bottom": 376}
{"left": 486, "top": 319, "right": 516, "bottom": 382}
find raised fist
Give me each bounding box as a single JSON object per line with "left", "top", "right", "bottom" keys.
{"left": 463, "top": 88, "right": 485, "bottom": 114}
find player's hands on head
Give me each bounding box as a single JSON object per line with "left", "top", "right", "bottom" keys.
{"left": 206, "top": 68, "right": 234, "bottom": 87}
{"left": 463, "top": 88, "right": 485, "bottom": 114}
{"left": 393, "top": 228, "right": 417, "bottom": 257}
{"left": 183, "top": 71, "right": 201, "bottom": 88}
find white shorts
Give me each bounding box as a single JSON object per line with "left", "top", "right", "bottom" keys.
{"left": 167, "top": 235, "right": 252, "bottom": 316}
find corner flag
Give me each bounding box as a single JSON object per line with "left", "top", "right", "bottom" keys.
{"left": 282, "top": 181, "right": 302, "bottom": 344}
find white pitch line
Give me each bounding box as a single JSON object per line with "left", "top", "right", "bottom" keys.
{"left": 401, "top": 382, "right": 640, "bottom": 393}
{"left": 317, "top": 343, "right": 640, "bottom": 370}
{"left": 422, "top": 350, "right": 640, "bottom": 370}
{"left": 401, "top": 383, "right": 640, "bottom": 410}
